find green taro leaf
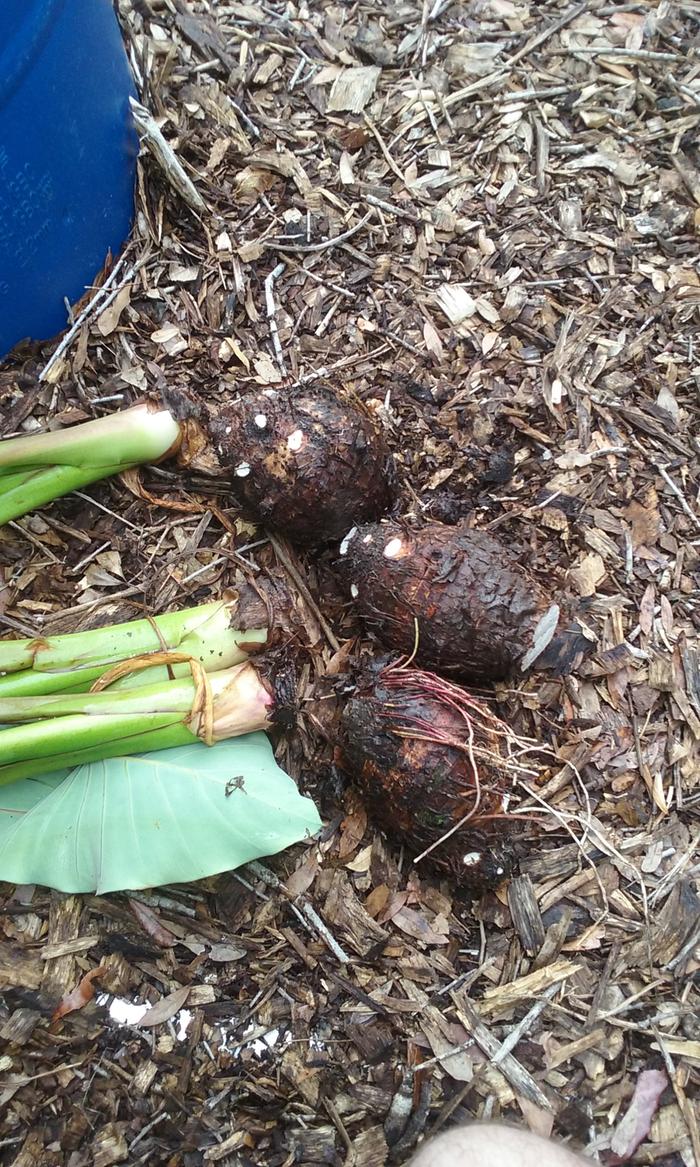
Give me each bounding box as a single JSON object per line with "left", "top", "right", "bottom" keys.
{"left": 0, "top": 735, "right": 321, "bottom": 893}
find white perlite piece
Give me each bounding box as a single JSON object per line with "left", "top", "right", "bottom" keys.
{"left": 463, "top": 852, "right": 482, "bottom": 867}
{"left": 287, "top": 429, "right": 304, "bottom": 452}
{"left": 339, "top": 527, "right": 357, "bottom": 556}
{"left": 254, "top": 414, "right": 268, "bottom": 429}
{"left": 383, "top": 537, "right": 404, "bottom": 559}
{"left": 236, "top": 462, "right": 251, "bottom": 478}
{"left": 350, "top": 583, "right": 359, "bottom": 599}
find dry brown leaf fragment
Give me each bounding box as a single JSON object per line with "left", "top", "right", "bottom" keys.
{"left": 96, "top": 284, "right": 131, "bottom": 337}
{"left": 128, "top": 897, "right": 177, "bottom": 947}
{"left": 423, "top": 319, "right": 444, "bottom": 361}
{"left": 569, "top": 551, "right": 606, "bottom": 597}
{"left": 625, "top": 488, "right": 661, "bottom": 549}
{"left": 445, "top": 41, "right": 503, "bottom": 77}
{"left": 233, "top": 165, "right": 279, "bottom": 205}
{"left": 133, "top": 985, "right": 191, "bottom": 1027}
{"left": 247, "top": 148, "right": 313, "bottom": 198}
{"left": 566, "top": 139, "right": 645, "bottom": 185}
{"left": 420, "top": 1015, "right": 474, "bottom": 1080}
{"left": 206, "top": 137, "right": 232, "bottom": 172}
{"left": 337, "top": 805, "right": 369, "bottom": 860}
{"left": 392, "top": 907, "right": 449, "bottom": 945}
{"left": 284, "top": 853, "right": 319, "bottom": 898}
{"left": 52, "top": 964, "right": 107, "bottom": 1021}
{"left": 151, "top": 324, "right": 188, "bottom": 356}
{"left": 639, "top": 583, "right": 656, "bottom": 635}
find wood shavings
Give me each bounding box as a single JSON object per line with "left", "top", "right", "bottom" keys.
{"left": 327, "top": 66, "right": 381, "bottom": 113}
{"left": 2, "top": 0, "right": 699, "bottom": 1159}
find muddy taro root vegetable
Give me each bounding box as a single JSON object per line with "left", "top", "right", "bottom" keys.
{"left": 208, "top": 385, "right": 396, "bottom": 544}
{"left": 339, "top": 519, "right": 586, "bottom": 683}
{"left": 339, "top": 661, "right": 516, "bottom": 887}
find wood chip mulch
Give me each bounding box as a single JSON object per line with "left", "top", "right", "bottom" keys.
{"left": 1, "top": 1, "right": 699, "bottom": 1164}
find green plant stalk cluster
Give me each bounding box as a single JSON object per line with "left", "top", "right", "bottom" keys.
{"left": 0, "top": 601, "right": 268, "bottom": 697}
{"left": 0, "top": 660, "right": 274, "bottom": 784}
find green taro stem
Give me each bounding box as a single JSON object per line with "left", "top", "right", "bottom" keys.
{"left": 0, "top": 404, "right": 182, "bottom": 526}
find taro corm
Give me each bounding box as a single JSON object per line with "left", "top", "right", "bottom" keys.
{"left": 1, "top": 388, "right": 396, "bottom": 544}
{"left": 209, "top": 384, "right": 396, "bottom": 544}
{"left": 338, "top": 659, "right": 517, "bottom": 888}
{"left": 339, "top": 519, "right": 589, "bottom": 683}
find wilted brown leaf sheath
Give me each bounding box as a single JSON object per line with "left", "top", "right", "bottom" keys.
{"left": 339, "top": 667, "right": 514, "bottom": 887}
{"left": 209, "top": 385, "right": 396, "bottom": 544}
{"left": 340, "top": 520, "right": 555, "bottom": 683}
{"left": 229, "top": 573, "right": 296, "bottom": 649}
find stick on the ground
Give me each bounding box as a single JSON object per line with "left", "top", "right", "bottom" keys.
{"left": 130, "top": 98, "right": 206, "bottom": 213}
{"left": 264, "top": 262, "right": 288, "bottom": 376}
{"left": 272, "top": 211, "right": 373, "bottom": 254}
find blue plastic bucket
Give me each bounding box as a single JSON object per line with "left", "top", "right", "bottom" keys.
{"left": 0, "top": 0, "right": 138, "bottom": 357}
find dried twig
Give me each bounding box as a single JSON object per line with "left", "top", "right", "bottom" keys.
{"left": 656, "top": 464, "right": 700, "bottom": 530}
{"left": 561, "top": 46, "right": 681, "bottom": 61}
{"left": 364, "top": 114, "right": 410, "bottom": 188}
{"left": 452, "top": 991, "right": 553, "bottom": 1110}
{"left": 504, "top": 0, "right": 588, "bottom": 66}
{"left": 130, "top": 98, "right": 206, "bottom": 212}
{"left": 302, "top": 902, "right": 351, "bottom": 964}
{"left": 39, "top": 253, "right": 145, "bottom": 381}
{"left": 365, "top": 193, "right": 421, "bottom": 223}
{"left": 270, "top": 535, "right": 340, "bottom": 652}
{"left": 263, "top": 262, "right": 288, "bottom": 376}
{"left": 271, "top": 211, "right": 373, "bottom": 254}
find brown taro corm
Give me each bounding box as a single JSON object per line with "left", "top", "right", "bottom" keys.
{"left": 209, "top": 385, "right": 396, "bottom": 545}
{"left": 339, "top": 661, "right": 515, "bottom": 888}
{"left": 339, "top": 519, "right": 587, "bottom": 683}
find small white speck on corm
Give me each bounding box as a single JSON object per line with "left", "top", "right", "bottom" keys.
{"left": 350, "top": 583, "right": 359, "bottom": 599}
{"left": 287, "top": 429, "right": 304, "bottom": 452}
{"left": 462, "top": 852, "right": 481, "bottom": 866}
{"left": 236, "top": 462, "right": 251, "bottom": 478}
{"left": 383, "top": 537, "right": 403, "bottom": 559}
{"left": 254, "top": 414, "right": 267, "bottom": 429}
{"left": 339, "top": 527, "right": 357, "bottom": 556}
{"left": 496, "top": 867, "right": 504, "bottom": 876}
{"left": 225, "top": 425, "right": 232, "bottom": 435}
